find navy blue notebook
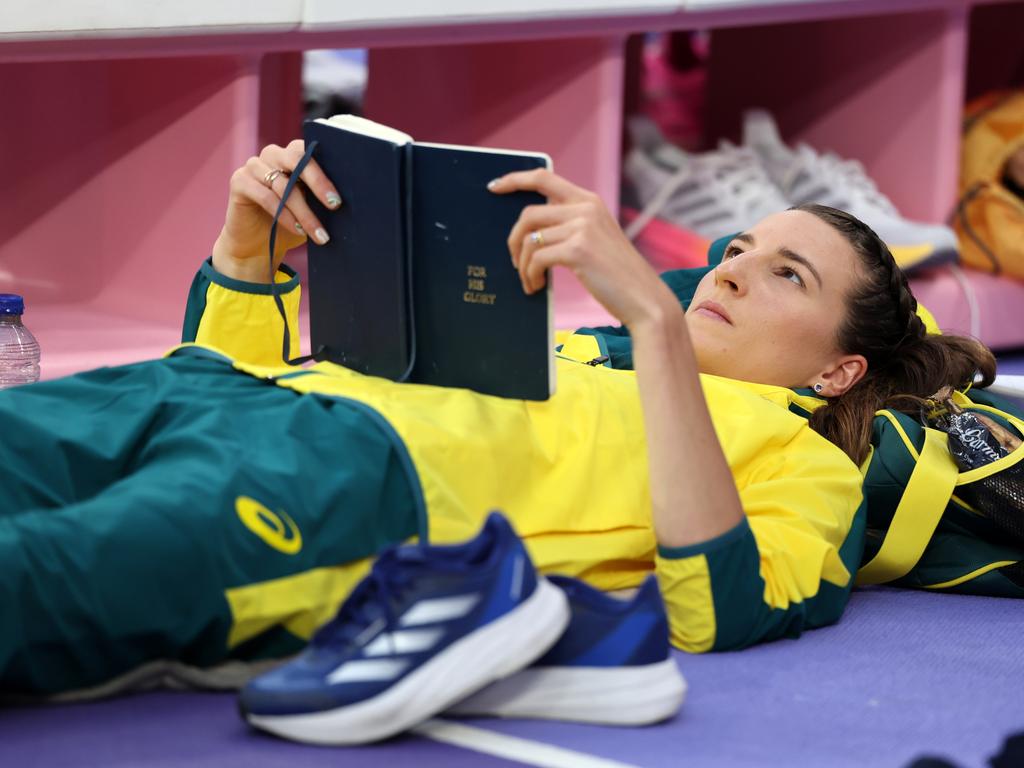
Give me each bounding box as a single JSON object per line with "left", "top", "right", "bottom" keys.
{"left": 303, "top": 116, "right": 554, "bottom": 401}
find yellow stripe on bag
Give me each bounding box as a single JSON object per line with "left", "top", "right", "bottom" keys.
{"left": 856, "top": 428, "right": 959, "bottom": 585}
{"left": 923, "top": 560, "right": 1017, "bottom": 590}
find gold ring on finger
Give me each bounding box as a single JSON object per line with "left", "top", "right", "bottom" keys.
{"left": 530, "top": 230, "right": 545, "bottom": 247}
{"left": 263, "top": 169, "right": 287, "bottom": 187}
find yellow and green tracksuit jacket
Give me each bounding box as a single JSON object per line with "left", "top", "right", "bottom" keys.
{"left": 182, "top": 257, "right": 867, "bottom": 654}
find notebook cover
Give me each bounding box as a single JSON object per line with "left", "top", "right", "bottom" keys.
{"left": 409, "top": 143, "right": 552, "bottom": 400}
{"left": 303, "top": 119, "right": 412, "bottom": 380}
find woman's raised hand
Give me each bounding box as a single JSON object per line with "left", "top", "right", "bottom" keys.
{"left": 211, "top": 140, "right": 343, "bottom": 283}
{"left": 489, "top": 169, "right": 678, "bottom": 332}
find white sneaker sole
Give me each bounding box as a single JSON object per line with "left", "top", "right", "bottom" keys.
{"left": 447, "top": 657, "right": 686, "bottom": 726}
{"left": 247, "top": 577, "right": 570, "bottom": 745}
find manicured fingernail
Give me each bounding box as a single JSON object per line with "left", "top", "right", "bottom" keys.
{"left": 487, "top": 178, "right": 502, "bottom": 191}
{"left": 315, "top": 228, "right": 330, "bottom": 245}
{"left": 294, "top": 222, "right": 305, "bottom": 234}
{"left": 326, "top": 192, "right": 342, "bottom": 209}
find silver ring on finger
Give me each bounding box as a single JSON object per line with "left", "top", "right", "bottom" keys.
{"left": 530, "top": 230, "right": 546, "bottom": 247}
{"left": 263, "top": 168, "right": 288, "bottom": 188}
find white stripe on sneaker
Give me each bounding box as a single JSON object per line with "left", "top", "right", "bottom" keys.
{"left": 510, "top": 555, "right": 524, "bottom": 601}
{"left": 399, "top": 594, "right": 480, "bottom": 626}
{"left": 363, "top": 628, "right": 445, "bottom": 657}
{"left": 326, "top": 658, "right": 409, "bottom": 684}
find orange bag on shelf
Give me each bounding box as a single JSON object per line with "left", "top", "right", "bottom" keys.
{"left": 956, "top": 90, "right": 1024, "bottom": 280}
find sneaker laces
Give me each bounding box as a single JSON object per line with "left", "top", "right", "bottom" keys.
{"left": 786, "top": 145, "right": 898, "bottom": 216}
{"left": 624, "top": 152, "right": 697, "bottom": 240}
{"left": 311, "top": 546, "right": 421, "bottom": 652}
{"left": 624, "top": 143, "right": 785, "bottom": 240}
{"left": 706, "top": 142, "right": 788, "bottom": 218}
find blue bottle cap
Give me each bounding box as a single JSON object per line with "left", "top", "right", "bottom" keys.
{"left": 0, "top": 294, "right": 24, "bottom": 315}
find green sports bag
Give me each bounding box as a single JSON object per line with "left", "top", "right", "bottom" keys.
{"left": 780, "top": 386, "right": 1024, "bottom": 596}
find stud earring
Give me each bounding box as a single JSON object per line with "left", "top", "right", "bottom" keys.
{"left": 813, "top": 383, "right": 824, "bottom": 394}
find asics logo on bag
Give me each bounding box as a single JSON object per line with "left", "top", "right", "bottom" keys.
{"left": 235, "top": 496, "right": 303, "bottom": 555}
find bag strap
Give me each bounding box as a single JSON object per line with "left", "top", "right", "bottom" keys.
{"left": 954, "top": 181, "right": 1002, "bottom": 274}
{"left": 856, "top": 427, "right": 959, "bottom": 585}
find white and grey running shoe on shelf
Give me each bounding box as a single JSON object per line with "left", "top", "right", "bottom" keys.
{"left": 623, "top": 115, "right": 791, "bottom": 241}
{"left": 742, "top": 108, "right": 958, "bottom": 270}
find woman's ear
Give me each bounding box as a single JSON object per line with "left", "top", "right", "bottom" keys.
{"left": 817, "top": 355, "right": 867, "bottom": 397}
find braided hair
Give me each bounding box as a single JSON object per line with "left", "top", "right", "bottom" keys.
{"left": 795, "top": 204, "right": 996, "bottom": 465}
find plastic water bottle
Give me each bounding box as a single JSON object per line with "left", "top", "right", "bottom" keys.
{"left": 0, "top": 294, "right": 41, "bottom": 388}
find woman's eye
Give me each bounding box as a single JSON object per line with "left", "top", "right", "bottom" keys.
{"left": 779, "top": 268, "right": 804, "bottom": 287}
{"left": 723, "top": 246, "right": 742, "bottom": 260}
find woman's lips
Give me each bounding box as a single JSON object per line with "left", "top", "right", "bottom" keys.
{"left": 693, "top": 300, "right": 732, "bottom": 324}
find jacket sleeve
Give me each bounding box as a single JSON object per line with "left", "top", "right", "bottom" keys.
{"left": 181, "top": 257, "right": 302, "bottom": 367}
{"left": 653, "top": 434, "right": 867, "bottom": 653}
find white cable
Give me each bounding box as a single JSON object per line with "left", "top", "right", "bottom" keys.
{"left": 623, "top": 160, "right": 694, "bottom": 242}
{"left": 946, "top": 262, "right": 982, "bottom": 339}
{"left": 414, "top": 718, "right": 643, "bottom": 768}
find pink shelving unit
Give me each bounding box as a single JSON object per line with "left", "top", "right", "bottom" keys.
{"left": 1, "top": 0, "right": 1021, "bottom": 380}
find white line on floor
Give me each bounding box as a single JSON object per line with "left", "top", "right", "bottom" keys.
{"left": 412, "top": 718, "right": 644, "bottom": 768}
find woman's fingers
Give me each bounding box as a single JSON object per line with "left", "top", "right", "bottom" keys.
{"left": 262, "top": 140, "right": 344, "bottom": 212}
{"left": 493, "top": 167, "right": 667, "bottom": 327}
{"left": 234, "top": 170, "right": 305, "bottom": 246}
{"left": 215, "top": 170, "right": 304, "bottom": 281}
{"left": 488, "top": 167, "right": 588, "bottom": 205}
{"left": 517, "top": 220, "right": 577, "bottom": 294}
{"left": 246, "top": 156, "right": 329, "bottom": 244}
{"left": 507, "top": 203, "right": 589, "bottom": 268}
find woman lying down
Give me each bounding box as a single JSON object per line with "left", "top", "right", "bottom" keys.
{"left": 0, "top": 139, "right": 993, "bottom": 700}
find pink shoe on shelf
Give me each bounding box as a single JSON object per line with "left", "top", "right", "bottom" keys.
{"left": 620, "top": 206, "right": 710, "bottom": 273}
{"left": 638, "top": 36, "right": 708, "bottom": 153}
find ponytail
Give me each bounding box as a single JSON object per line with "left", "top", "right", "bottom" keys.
{"left": 808, "top": 333, "right": 996, "bottom": 465}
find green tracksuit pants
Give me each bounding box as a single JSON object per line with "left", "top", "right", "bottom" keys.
{"left": 0, "top": 351, "right": 422, "bottom": 696}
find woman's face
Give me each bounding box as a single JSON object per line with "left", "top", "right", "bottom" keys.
{"left": 685, "top": 209, "right": 864, "bottom": 389}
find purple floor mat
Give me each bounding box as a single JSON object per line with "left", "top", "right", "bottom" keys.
{"left": 0, "top": 692, "right": 522, "bottom": 768}
{"left": 998, "top": 353, "right": 1024, "bottom": 376}
{"left": 480, "top": 588, "right": 1024, "bottom": 768}
{"left": 2, "top": 587, "right": 1021, "bottom": 768}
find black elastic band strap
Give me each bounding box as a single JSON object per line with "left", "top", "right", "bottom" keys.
{"left": 396, "top": 142, "right": 417, "bottom": 383}
{"left": 269, "top": 139, "right": 327, "bottom": 366}
{"left": 954, "top": 182, "right": 1002, "bottom": 274}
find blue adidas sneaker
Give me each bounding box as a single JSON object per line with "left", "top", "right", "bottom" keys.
{"left": 447, "top": 574, "right": 686, "bottom": 725}
{"left": 239, "top": 512, "right": 569, "bottom": 745}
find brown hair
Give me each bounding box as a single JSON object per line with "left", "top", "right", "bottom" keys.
{"left": 796, "top": 204, "right": 996, "bottom": 465}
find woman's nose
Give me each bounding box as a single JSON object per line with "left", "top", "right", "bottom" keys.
{"left": 714, "top": 255, "right": 748, "bottom": 294}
